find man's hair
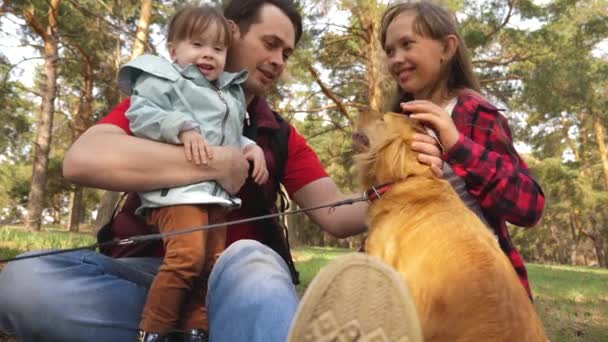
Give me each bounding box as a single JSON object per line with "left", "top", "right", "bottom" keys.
{"left": 167, "top": 4, "right": 232, "bottom": 47}
{"left": 224, "top": 0, "right": 303, "bottom": 44}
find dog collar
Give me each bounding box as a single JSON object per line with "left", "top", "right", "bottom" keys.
{"left": 364, "top": 183, "right": 393, "bottom": 202}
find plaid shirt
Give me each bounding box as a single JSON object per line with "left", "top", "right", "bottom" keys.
{"left": 444, "top": 90, "right": 545, "bottom": 298}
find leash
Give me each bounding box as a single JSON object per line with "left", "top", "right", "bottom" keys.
{"left": 0, "top": 184, "right": 392, "bottom": 263}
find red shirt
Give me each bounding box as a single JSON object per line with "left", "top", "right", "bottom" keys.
{"left": 445, "top": 90, "right": 545, "bottom": 297}
{"left": 98, "top": 98, "right": 328, "bottom": 244}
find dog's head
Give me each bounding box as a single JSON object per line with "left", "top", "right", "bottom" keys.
{"left": 356, "top": 113, "right": 435, "bottom": 189}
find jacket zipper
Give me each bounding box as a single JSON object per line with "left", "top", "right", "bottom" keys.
{"left": 213, "top": 86, "right": 230, "bottom": 196}
{"left": 216, "top": 87, "right": 229, "bottom": 146}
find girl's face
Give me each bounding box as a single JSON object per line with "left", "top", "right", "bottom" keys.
{"left": 384, "top": 11, "right": 450, "bottom": 100}
{"left": 169, "top": 22, "right": 227, "bottom": 82}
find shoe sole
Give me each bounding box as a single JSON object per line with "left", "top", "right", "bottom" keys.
{"left": 287, "top": 253, "right": 422, "bottom": 342}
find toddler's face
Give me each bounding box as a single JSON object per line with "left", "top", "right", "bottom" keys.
{"left": 169, "top": 22, "right": 227, "bottom": 82}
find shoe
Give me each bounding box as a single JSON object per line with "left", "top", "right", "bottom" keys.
{"left": 181, "top": 329, "right": 208, "bottom": 342}
{"left": 137, "top": 330, "right": 166, "bottom": 342}
{"left": 287, "top": 253, "right": 422, "bottom": 342}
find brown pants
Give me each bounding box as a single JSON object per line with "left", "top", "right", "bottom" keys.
{"left": 139, "top": 205, "right": 226, "bottom": 334}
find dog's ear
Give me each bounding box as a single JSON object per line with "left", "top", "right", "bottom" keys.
{"left": 357, "top": 109, "right": 383, "bottom": 130}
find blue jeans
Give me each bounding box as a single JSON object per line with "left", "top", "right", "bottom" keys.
{"left": 0, "top": 240, "right": 299, "bottom": 341}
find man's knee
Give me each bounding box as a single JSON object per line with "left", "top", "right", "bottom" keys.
{"left": 209, "top": 239, "right": 291, "bottom": 289}
{"left": 218, "top": 240, "right": 287, "bottom": 271}
{"left": 0, "top": 256, "right": 52, "bottom": 313}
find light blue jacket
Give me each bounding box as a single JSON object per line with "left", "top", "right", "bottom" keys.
{"left": 118, "top": 54, "right": 251, "bottom": 214}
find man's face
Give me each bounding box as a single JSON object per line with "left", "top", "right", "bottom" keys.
{"left": 226, "top": 4, "right": 296, "bottom": 98}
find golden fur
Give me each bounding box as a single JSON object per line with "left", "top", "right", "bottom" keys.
{"left": 357, "top": 113, "right": 547, "bottom": 342}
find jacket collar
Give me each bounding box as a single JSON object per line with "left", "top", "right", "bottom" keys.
{"left": 247, "top": 96, "right": 280, "bottom": 130}
{"left": 177, "top": 64, "right": 248, "bottom": 90}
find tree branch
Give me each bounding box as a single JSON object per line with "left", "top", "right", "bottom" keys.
{"left": 307, "top": 64, "right": 354, "bottom": 126}
{"left": 479, "top": 75, "right": 521, "bottom": 85}
{"left": 307, "top": 126, "right": 342, "bottom": 140}
{"left": 23, "top": 5, "right": 48, "bottom": 41}
{"left": 484, "top": 0, "right": 515, "bottom": 41}
{"left": 2, "top": 56, "right": 44, "bottom": 82}
{"left": 64, "top": 0, "right": 157, "bottom": 55}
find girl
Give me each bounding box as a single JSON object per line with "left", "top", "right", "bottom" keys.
{"left": 117, "top": 4, "right": 268, "bottom": 341}
{"left": 380, "top": 0, "right": 545, "bottom": 298}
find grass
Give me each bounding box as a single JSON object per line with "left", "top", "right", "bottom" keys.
{"left": 528, "top": 263, "right": 608, "bottom": 342}
{"left": 291, "top": 246, "right": 352, "bottom": 294}
{"left": 1, "top": 227, "right": 607, "bottom": 341}
{"left": 0, "top": 226, "right": 95, "bottom": 261}
{"left": 292, "top": 247, "right": 608, "bottom": 342}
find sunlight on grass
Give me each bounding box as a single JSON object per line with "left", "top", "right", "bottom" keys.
{"left": 0, "top": 226, "right": 95, "bottom": 260}
{"left": 292, "top": 246, "right": 352, "bottom": 294}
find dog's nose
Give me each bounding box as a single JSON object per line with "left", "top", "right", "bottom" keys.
{"left": 352, "top": 131, "right": 370, "bottom": 152}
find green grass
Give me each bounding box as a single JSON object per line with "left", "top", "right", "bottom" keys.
{"left": 0, "top": 226, "right": 95, "bottom": 260}
{"left": 292, "top": 247, "right": 608, "bottom": 342}
{"left": 528, "top": 263, "right": 608, "bottom": 342}
{"left": 292, "top": 246, "right": 351, "bottom": 294}
{"left": 1, "top": 228, "right": 607, "bottom": 341}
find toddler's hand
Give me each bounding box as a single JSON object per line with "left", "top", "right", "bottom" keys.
{"left": 243, "top": 144, "right": 269, "bottom": 185}
{"left": 179, "top": 129, "right": 213, "bottom": 165}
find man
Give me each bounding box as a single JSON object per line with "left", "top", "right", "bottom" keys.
{"left": 0, "top": 1, "right": 442, "bottom": 341}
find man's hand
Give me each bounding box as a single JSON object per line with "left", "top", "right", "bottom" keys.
{"left": 243, "top": 144, "right": 269, "bottom": 185}
{"left": 210, "top": 145, "right": 249, "bottom": 194}
{"left": 179, "top": 129, "right": 213, "bottom": 165}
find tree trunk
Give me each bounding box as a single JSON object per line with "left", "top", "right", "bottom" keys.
{"left": 95, "top": 2, "right": 154, "bottom": 228}
{"left": 130, "top": 0, "right": 153, "bottom": 60}
{"left": 24, "top": 0, "right": 61, "bottom": 231}
{"left": 94, "top": 191, "right": 121, "bottom": 232}
{"left": 591, "top": 239, "right": 606, "bottom": 268}
{"left": 359, "top": 3, "right": 390, "bottom": 115}
{"left": 68, "top": 188, "right": 83, "bottom": 232}
{"left": 593, "top": 116, "right": 608, "bottom": 191}
{"left": 67, "top": 45, "right": 95, "bottom": 232}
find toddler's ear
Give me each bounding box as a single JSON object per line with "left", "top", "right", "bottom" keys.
{"left": 167, "top": 42, "right": 176, "bottom": 61}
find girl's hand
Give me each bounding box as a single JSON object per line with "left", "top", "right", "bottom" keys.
{"left": 401, "top": 100, "right": 460, "bottom": 151}
{"left": 411, "top": 133, "right": 444, "bottom": 178}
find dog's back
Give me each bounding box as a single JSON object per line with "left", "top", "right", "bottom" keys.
{"left": 359, "top": 114, "right": 547, "bottom": 341}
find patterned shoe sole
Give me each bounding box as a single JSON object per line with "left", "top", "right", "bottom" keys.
{"left": 287, "top": 253, "right": 422, "bottom": 342}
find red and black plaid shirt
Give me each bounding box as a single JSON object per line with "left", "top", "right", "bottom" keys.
{"left": 444, "top": 90, "right": 545, "bottom": 298}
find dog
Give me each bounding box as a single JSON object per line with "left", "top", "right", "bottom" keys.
{"left": 357, "top": 113, "right": 547, "bottom": 341}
